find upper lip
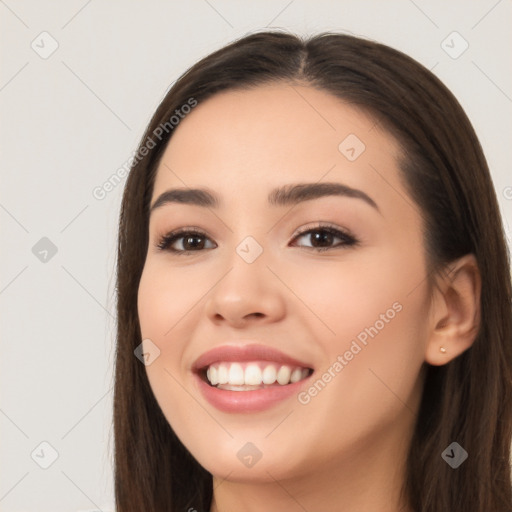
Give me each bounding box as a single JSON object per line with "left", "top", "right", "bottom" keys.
{"left": 192, "top": 343, "right": 314, "bottom": 372}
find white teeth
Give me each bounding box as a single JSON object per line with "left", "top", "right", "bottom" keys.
{"left": 290, "top": 368, "right": 303, "bottom": 383}
{"left": 262, "top": 365, "right": 277, "bottom": 384}
{"left": 206, "top": 366, "right": 218, "bottom": 385}
{"left": 276, "top": 365, "right": 291, "bottom": 385}
{"left": 204, "top": 361, "right": 311, "bottom": 387}
{"left": 244, "top": 364, "right": 262, "bottom": 385}
{"left": 228, "top": 363, "right": 245, "bottom": 385}
{"left": 218, "top": 364, "right": 229, "bottom": 384}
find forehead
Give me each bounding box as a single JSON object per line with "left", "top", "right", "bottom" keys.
{"left": 152, "top": 83, "right": 404, "bottom": 207}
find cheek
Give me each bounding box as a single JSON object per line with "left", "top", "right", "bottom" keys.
{"left": 136, "top": 262, "right": 193, "bottom": 404}
{"left": 314, "top": 253, "right": 428, "bottom": 415}
{"left": 285, "top": 247, "right": 429, "bottom": 394}
{"left": 280, "top": 249, "right": 410, "bottom": 339}
{"left": 137, "top": 262, "right": 199, "bottom": 427}
{"left": 137, "top": 261, "right": 206, "bottom": 346}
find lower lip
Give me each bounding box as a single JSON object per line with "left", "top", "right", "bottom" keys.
{"left": 193, "top": 371, "right": 313, "bottom": 413}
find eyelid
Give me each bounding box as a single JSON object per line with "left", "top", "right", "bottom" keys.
{"left": 290, "top": 221, "right": 356, "bottom": 240}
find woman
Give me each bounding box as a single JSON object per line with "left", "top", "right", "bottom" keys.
{"left": 113, "top": 30, "right": 512, "bottom": 511}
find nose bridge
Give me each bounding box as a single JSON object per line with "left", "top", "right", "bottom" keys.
{"left": 221, "top": 204, "right": 270, "bottom": 272}
{"left": 216, "top": 232, "right": 269, "bottom": 299}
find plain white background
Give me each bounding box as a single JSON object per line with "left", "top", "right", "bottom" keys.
{"left": 1, "top": 1, "right": 511, "bottom": 510}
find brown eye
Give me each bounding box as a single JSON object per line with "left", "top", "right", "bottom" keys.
{"left": 157, "top": 229, "right": 216, "bottom": 253}
{"left": 291, "top": 226, "right": 357, "bottom": 252}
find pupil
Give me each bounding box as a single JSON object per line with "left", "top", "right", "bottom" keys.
{"left": 312, "top": 231, "right": 333, "bottom": 247}
{"left": 185, "top": 235, "right": 204, "bottom": 250}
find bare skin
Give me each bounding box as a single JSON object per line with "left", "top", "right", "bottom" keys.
{"left": 137, "top": 83, "right": 481, "bottom": 512}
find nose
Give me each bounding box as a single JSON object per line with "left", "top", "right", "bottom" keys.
{"left": 204, "top": 251, "right": 286, "bottom": 329}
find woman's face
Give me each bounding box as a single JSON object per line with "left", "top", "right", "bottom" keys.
{"left": 137, "top": 83, "right": 431, "bottom": 484}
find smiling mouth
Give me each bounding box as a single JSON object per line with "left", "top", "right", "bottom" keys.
{"left": 198, "top": 361, "right": 314, "bottom": 391}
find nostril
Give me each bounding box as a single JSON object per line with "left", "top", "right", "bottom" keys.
{"left": 244, "top": 312, "right": 264, "bottom": 320}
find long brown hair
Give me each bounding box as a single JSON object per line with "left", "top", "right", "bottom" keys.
{"left": 113, "top": 30, "right": 512, "bottom": 511}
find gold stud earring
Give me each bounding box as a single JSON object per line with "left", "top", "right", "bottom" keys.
{"left": 440, "top": 346, "right": 447, "bottom": 353}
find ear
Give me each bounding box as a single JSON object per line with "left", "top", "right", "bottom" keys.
{"left": 425, "top": 254, "right": 481, "bottom": 366}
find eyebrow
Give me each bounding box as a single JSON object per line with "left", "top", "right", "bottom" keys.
{"left": 149, "top": 182, "right": 380, "bottom": 214}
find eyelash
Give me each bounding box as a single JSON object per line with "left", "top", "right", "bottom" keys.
{"left": 155, "top": 223, "right": 359, "bottom": 255}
